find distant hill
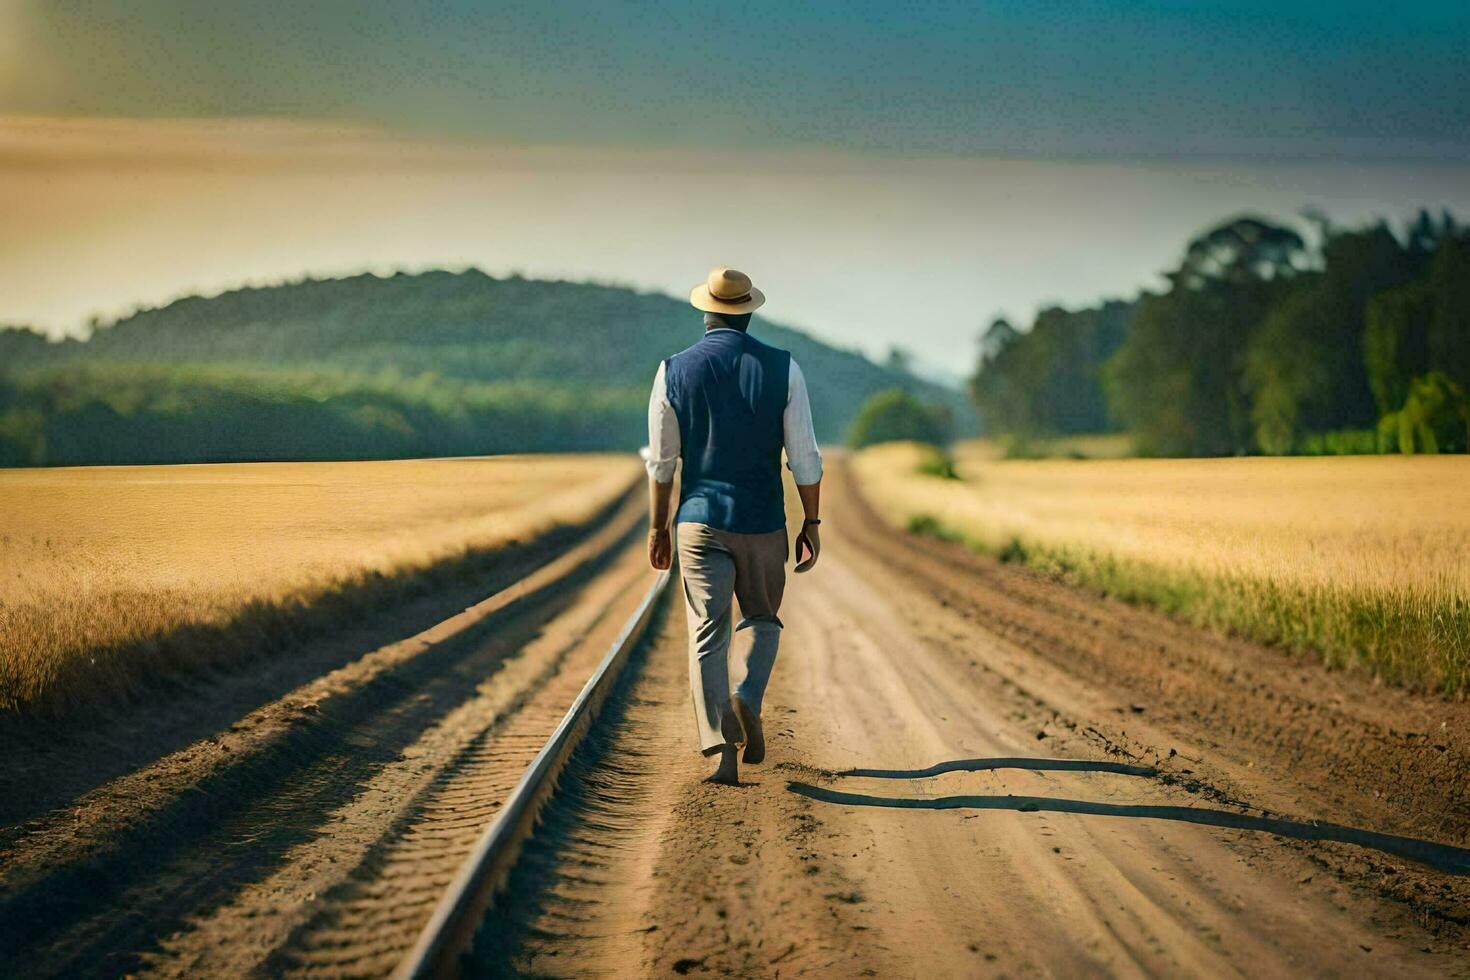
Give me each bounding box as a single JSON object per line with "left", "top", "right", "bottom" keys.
{"left": 0, "top": 271, "right": 973, "bottom": 466}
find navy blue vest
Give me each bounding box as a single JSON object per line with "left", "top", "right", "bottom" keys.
{"left": 664, "top": 328, "right": 791, "bottom": 534}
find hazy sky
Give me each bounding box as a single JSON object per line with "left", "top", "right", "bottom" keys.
{"left": 3, "top": 1, "right": 1469, "bottom": 372}
{"left": 7, "top": 1, "right": 1469, "bottom": 158}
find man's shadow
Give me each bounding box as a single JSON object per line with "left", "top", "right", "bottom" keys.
{"left": 787, "top": 756, "right": 1470, "bottom": 876}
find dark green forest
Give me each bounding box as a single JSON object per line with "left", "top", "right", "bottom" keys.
{"left": 0, "top": 271, "right": 971, "bottom": 467}
{"left": 972, "top": 211, "right": 1470, "bottom": 456}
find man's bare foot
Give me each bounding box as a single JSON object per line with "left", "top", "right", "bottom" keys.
{"left": 703, "top": 745, "right": 739, "bottom": 785}
{"left": 733, "top": 692, "right": 764, "bottom": 764}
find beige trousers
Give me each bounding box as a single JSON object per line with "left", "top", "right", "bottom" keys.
{"left": 676, "top": 522, "right": 787, "bottom": 755}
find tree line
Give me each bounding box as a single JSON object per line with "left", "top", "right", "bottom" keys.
{"left": 971, "top": 210, "right": 1470, "bottom": 455}
{"left": 0, "top": 365, "right": 644, "bottom": 468}
{"left": 0, "top": 270, "right": 974, "bottom": 467}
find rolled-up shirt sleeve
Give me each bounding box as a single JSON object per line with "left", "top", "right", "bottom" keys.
{"left": 646, "top": 361, "right": 680, "bottom": 483}
{"left": 783, "top": 358, "right": 824, "bottom": 485}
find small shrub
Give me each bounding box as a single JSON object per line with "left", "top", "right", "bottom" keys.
{"left": 847, "top": 388, "right": 952, "bottom": 449}
{"left": 997, "top": 536, "right": 1029, "bottom": 564}
{"left": 1298, "top": 428, "right": 1379, "bottom": 456}
{"left": 906, "top": 513, "right": 962, "bottom": 542}
{"left": 914, "top": 445, "right": 959, "bottom": 480}
{"left": 1001, "top": 436, "right": 1039, "bottom": 460}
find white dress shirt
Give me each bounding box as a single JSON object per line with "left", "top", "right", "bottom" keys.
{"left": 645, "top": 335, "right": 824, "bottom": 486}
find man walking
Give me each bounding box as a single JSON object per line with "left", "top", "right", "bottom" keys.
{"left": 646, "top": 267, "right": 823, "bottom": 785}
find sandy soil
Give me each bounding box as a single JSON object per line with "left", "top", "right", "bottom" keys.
{"left": 490, "top": 460, "right": 1470, "bottom": 978}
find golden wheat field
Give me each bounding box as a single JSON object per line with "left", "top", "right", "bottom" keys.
{"left": 852, "top": 442, "right": 1470, "bottom": 691}
{"left": 1, "top": 455, "right": 639, "bottom": 713}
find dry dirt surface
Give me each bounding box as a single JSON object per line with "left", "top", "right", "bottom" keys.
{"left": 484, "top": 460, "right": 1470, "bottom": 978}
{"left": 4, "top": 458, "right": 1470, "bottom": 978}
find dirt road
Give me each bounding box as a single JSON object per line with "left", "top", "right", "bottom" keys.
{"left": 487, "top": 463, "right": 1470, "bottom": 978}
{"left": 4, "top": 462, "right": 1469, "bottom": 977}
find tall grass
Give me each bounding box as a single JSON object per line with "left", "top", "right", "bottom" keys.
{"left": 857, "top": 442, "right": 1470, "bottom": 694}
{"left": 0, "top": 455, "right": 638, "bottom": 716}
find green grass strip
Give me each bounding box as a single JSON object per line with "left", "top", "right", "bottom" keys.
{"left": 904, "top": 512, "right": 1470, "bottom": 696}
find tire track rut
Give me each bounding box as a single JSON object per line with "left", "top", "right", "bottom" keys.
{"left": 261, "top": 553, "right": 652, "bottom": 978}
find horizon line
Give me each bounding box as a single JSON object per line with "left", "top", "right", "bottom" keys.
{"left": 6, "top": 115, "right": 1470, "bottom": 174}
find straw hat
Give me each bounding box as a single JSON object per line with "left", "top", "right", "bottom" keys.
{"left": 689, "top": 267, "right": 765, "bottom": 314}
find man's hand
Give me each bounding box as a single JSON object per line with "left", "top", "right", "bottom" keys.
{"left": 794, "top": 523, "right": 820, "bottom": 573}
{"left": 647, "top": 476, "right": 674, "bottom": 570}
{"left": 794, "top": 483, "right": 822, "bottom": 574}
{"left": 648, "top": 527, "right": 672, "bottom": 570}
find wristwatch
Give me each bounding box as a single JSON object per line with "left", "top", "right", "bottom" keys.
{"left": 803, "top": 519, "right": 822, "bottom": 526}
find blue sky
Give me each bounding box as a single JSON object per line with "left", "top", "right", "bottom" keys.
{"left": 7, "top": 0, "right": 1469, "bottom": 160}
{"left": 2, "top": 2, "right": 1469, "bottom": 372}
